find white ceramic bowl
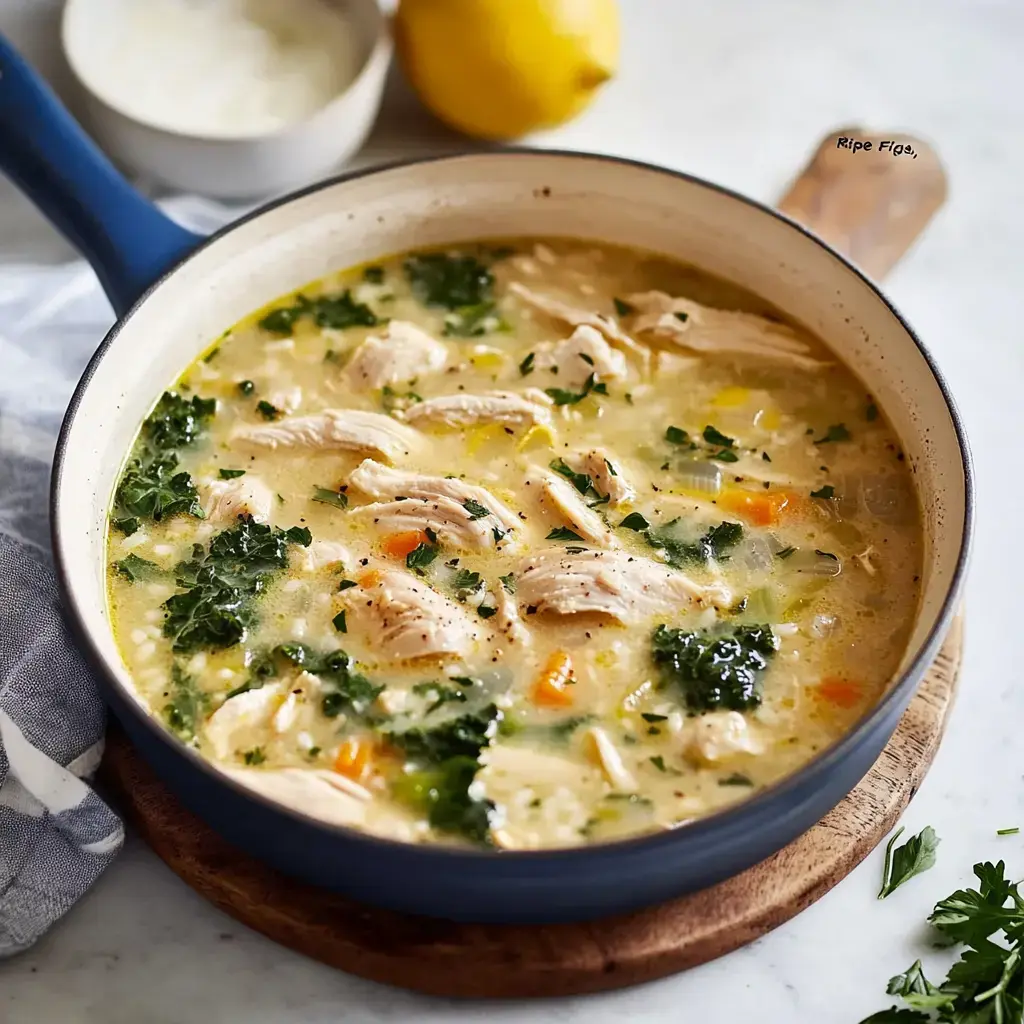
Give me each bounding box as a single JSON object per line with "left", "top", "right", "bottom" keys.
{"left": 60, "top": 0, "right": 392, "bottom": 198}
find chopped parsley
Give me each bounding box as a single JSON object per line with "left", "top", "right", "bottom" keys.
{"left": 338, "top": 579, "right": 357, "bottom": 592}
{"left": 649, "top": 756, "right": 668, "bottom": 772}
{"left": 546, "top": 527, "right": 584, "bottom": 542}
{"left": 462, "top": 498, "right": 490, "bottom": 520}
{"left": 545, "top": 372, "right": 608, "bottom": 406}
{"left": 477, "top": 603, "right": 497, "bottom": 619}
{"left": 549, "top": 458, "right": 601, "bottom": 498}
{"left": 218, "top": 468, "right": 246, "bottom": 479}
{"left": 665, "top": 425, "right": 691, "bottom": 446}
{"left": 312, "top": 486, "right": 348, "bottom": 509}
{"left": 237, "top": 380, "right": 255, "bottom": 396}
{"left": 613, "top": 297, "right": 635, "bottom": 317}
{"left": 243, "top": 747, "right": 266, "bottom": 766}
{"left": 380, "top": 385, "right": 423, "bottom": 414}
{"left": 618, "top": 512, "right": 651, "bottom": 532}
{"left": 703, "top": 424, "right": 735, "bottom": 448}
{"left": 708, "top": 448, "right": 740, "bottom": 463}
{"left": 406, "top": 540, "right": 439, "bottom": 574}
{"left": 641, "top": 713, "right": 668, "bottom": 723}
{"left": 332, "top": 610, "right": 347, "bottom": 633}
{"left": 674, "top": 311, "right": 689, "bottom": 323}
{"left": 814, "top": 423, "right": 851, "bottom": 444}
{"left": 362, "top": 266, "right": 385, "bottom": 284}
{"left": 256, "top": 400, "right": 282, "bottom": 421}
{"left": 499, "top": 573, "right": 516, "bottom": 594}
{"left": 810, "top": 484, "right": 836, "bottom": 499}
{"left": 449, "top": 569, "right": 483, "bottom": 600}
{"left": 719, "top": 772, "right": 754, "bottom": 787}
{"left": 519, "top": 352, "right": 535, "bottom": 376}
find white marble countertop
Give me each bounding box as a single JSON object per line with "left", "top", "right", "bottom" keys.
{"left": 2, "top": 1, "right": 1023, "bottom": 1021}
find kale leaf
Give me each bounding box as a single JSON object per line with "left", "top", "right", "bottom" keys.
{"left": 163, "top": 663, "right": 206, "bottom": 743}
{"left": 112, "top": 391, "right": 216, "bottom": 524}
{"left": 143, "top": 392, "right": 216, "bottom": 451}
{"left": 162, "top": 516, "right": 310, "bottom": 653}
{"left": 115, "top": 451, "right": 204, "bottom": 522}
{"left": 114, "top": 553, "right": 167, "bottom": 583}
{"left": 651, "top": 623, "right": 778, "bottom": 712}
{"left": 259, "top": 292, "right": 378, "bottom": 335}
{"left": 386, "top": 703, "right": 501, "bottom": 844}
{"left": 645, "top": 518, "right": 744, "bottom": 568}
{"left": 404, "top": 253, "right": 494, "bottom": 310}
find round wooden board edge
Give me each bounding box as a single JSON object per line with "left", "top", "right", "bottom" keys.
{"left": 98, "top": 614, "right": 963, "bottom": 1000}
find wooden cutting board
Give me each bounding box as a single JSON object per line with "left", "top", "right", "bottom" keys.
{"left": 99, "top": 129, "right": 953, "bottom": 998}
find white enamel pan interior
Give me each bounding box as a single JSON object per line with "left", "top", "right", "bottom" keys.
{"left": 54, "top": 151, "right": 972, "bottom": 815}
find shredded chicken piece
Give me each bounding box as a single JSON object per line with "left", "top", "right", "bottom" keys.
{"left": 682, "top": 711, "right": 764, "bottom": 765}
{"left": 494, "top": 582, "right": 530, "bottom": 645}
{"left": 517, "top": 548, "right": 731, "bottom": 623}
{"left": 266, "top": 386, "right": 302, "bottom": 414}
{"left": 853, "top": 544, "right": 879, "bottom": 576}
{"left": 201, "top": 474, "right": 274, "bottom": 523}
{"left": 507, "top": 282, "right": 650, "bottom": 368}
{"left": 295, "top": 539, "right": 351, "bottom": 572}
{"left": 229, "top": 409, "right": 422, "bottom": 461}
{"left": 623, "top": 290, "right": 830, "bottom": 371}
{"left": 344, "top": 320, "right": 448, "bottom": 391}
{"left": 569, "top": 447, "right": 634, "bottom": 504}
{"left": 585, "top": 726, "right": 638, "bottom": 793}
{"left": 216, "top": 766, "right": 433, "bottom": 838}
{"left": 205, "top": 684, "right": 284, "bottom": 760}
{"left": 537, "top": 469, "right": 618, "bottom": 548}
{"left": 341, "top": 569, "right": 479, "bottom": 660}
{"left": 530, "top": 324, "right": 629, "bottom": 389}
{"left": 401, "top": 390, "right": 552, "bottom": 430}
{"left": 346, "top": 458, "right": 519, "bottom": 550}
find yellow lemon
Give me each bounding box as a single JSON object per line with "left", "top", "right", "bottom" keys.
{"left": 394, "top": 0, "right": 620, "bottom": 141}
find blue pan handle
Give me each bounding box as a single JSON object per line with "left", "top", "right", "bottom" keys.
{"left": 0, "top": 34, "right": 202, "bottom": 316}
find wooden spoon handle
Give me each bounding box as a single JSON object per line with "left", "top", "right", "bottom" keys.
{"left": 776, "top": 128, "right": 947, "bottom": 281}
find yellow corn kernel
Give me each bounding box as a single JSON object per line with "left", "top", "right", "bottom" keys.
{"left": 712, "top": 386, "right": 750, "bottom": 408}
{"left": 469, "top": 350, "right": 505, "bottom": 371}
{"left": 465, "top": 423, "right": 506, "bottom": 455}
{"left": 516, "top": 423, "right": 556, "bottom": 452}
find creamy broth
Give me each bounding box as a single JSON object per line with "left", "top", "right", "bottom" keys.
{"left": 106, "top": 239, "right": 922, "bottom": 849}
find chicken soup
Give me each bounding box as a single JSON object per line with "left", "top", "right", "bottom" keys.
{"left": 106, "top": 239, "right": 921, "bottom": 849}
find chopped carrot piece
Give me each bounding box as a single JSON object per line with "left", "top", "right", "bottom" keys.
{"left": 381, "top": 530, "right": 430, "bottom": 559}
{"left": 719, "top": 488, "right": 791, "bottom": 526}
{"left": 531, "top": 650, "right": 575, "bottom": 707}
{"left": 816, "top": 676, "right": 863, "bottom": 709}
{"left": 357, "top": 569, "right": 382, "bottom": 588}
{"left": 333, "top": 736, "right": 372, "bottom": 780}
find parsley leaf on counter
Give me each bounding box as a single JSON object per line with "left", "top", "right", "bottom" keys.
{"left": 878, "top": 826, "right": 940, "bottom": 899}
{"left": 861, "top": 856, "right": 1024, "bottom": 1023}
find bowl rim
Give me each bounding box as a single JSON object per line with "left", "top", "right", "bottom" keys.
{"left": 51, "top": 148, "right": 975, "bottom": 871}
{"left": 59, "top": 0, "right": 393, "bottom": 144}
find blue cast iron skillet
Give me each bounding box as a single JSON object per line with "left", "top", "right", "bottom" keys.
{"left": 0, "top": 35, "right": 973, "bottom": 924}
